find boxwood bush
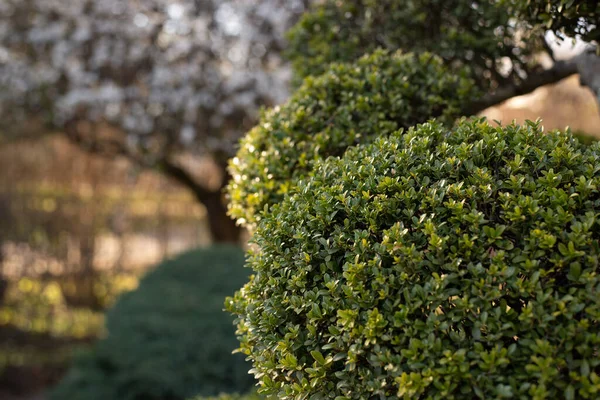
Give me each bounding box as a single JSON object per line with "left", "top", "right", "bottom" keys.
{"left": 228, "top": 119, "right": 600, "bottom": 399}
{"left": 502, "top": 0, "right": 599, "bottom": 42}
{"left": 51, "top": 245, "right": 255, "bottom": 400}
{"left": 227, "top": 50, "right": 477, "bottom": 228}
{"left": 285, "top": 0, "right": 539, "bottom": 87}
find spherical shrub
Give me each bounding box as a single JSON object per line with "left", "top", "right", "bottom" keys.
{"left": 285, "top": 0, "right": 538, "bottom": 87}
{"left": 228, "top": 119, "right": 600, "bottom": 399}
{"left": 51, "top": 245, "right": 255, "bottom": 400}
{"left": 227, "top": 50, "right": 477, "bottom": 228}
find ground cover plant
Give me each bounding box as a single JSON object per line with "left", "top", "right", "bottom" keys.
{"left": 189, "top": 392, "right": 265, "bottom": 400}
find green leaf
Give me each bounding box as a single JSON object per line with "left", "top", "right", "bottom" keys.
{"left": 311, "top": 350, "right": 326, "bottom": 365}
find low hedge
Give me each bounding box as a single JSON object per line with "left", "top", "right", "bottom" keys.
{"left": 51, "top": 245, "right": 254, "bottom": 400}
{"left": 189, "top": 393, "right": 264, "bottom": 400}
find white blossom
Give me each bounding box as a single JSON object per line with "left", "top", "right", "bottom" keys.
{"left": 0, "top": 0, "right": 311, "bottom": 160}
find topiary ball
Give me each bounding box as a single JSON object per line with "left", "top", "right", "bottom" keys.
{"left": 285, "top": 0, "right": 538, "bottom": 88}
{"left": 51, "top": 245, "right": 255, "bottom": 400}
{"left": 227, "top": 50, "right": 477, "bottom": 229}
{"left": 228, "top": 119, "right": 600, "bottom": 399}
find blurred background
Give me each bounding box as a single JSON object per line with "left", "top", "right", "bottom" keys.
{"left": 0, "top": 1, "right": 598, "bottom": 399}
{"left": 0, "top": 134, "right": 209, "bottom": 399}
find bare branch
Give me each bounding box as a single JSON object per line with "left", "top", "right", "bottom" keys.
{"left": 157, "top": 159, "right": 216, "bottom": 201}
{"left": 157, "top": 157, "right": 241, "bottom": 243}
{"left": 466, "top": 57, "right": 579, "bottom": 115}
{"left": 543, "top": 36, "right": 557, "bottom": 62}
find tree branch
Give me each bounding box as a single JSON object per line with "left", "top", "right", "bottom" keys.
{"left": 63, "top": 121, "right": 241, "bottom": 242}
{"left": 63, "top": 119, "right": 216, "bottom": 200}
{"left": 465, "top": 58, "right": 579, "bottom": 115}
{"left": 157, "top": 157, "right": 241, "bottom": 243}
{"left": 156, "top": 158, "right": 216, "bottom": 203}
{"left": 543, "top": 36, "right": 557, "bottom": 62}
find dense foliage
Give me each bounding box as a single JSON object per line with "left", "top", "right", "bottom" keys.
{"left": 227, "top": 50, "right": 478, "bottom": 227}
{"left": 503, "top": 0, "right": 599, "bottom": 42}
{"left": 190, "top": 393, "right": 264, "bottom": 400}
{"left": 228, "top": 119, "right": 600, "bottom": 399}
{"left": 52, "top": 246, "right": 254, "bottom": 400}
{"left": 285, "top": 0, "right": 543, "bottom": 87}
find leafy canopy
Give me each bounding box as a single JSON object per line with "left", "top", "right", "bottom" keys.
{"left": 502, "top": 0, "right": 599, "bottom": 42}
{"left": 0, "top": 0, "right": 308, "bottom": 161}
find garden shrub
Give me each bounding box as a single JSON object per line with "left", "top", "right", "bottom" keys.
{"left": 227, "top": 50, "right": 477, "bottom": 228}
{"left": 228, "top": 119, "right": 600, "bottom": 399}
{"left": 51, "top": 245, "right": 254, "bottom": 400}
{"left": 285, "top": 0, "right": 540, "bottom": 87}
{"left": 501, "top": 0, "right": 599, "bottom": 42}
{"left": 189, "top": 392, "right": 264, "bottom": 400}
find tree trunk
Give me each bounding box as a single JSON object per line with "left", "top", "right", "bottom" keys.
{"left": 158, "top": 159, "right": 242, "bottom": 244}
{"left": 0, "top": 196, "right": 9, "bottom": 304}
{"left": 0, "top": 249, "right": 7, "bottom": 306}
{"left": 62, "top": 130, "right": 243, "bottom": 244}
{"left": 199, "top": 189, "right": 242, "bottom": 244}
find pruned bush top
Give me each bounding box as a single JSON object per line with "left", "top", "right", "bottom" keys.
{"left": 227, "top": 50, "right": 477, "bottom": 228}
{"left": 228, "top": 119, "right": 600, "bottom": 399}
{"left": 51, "top": 245, "right": 254, "bottom": 400}
{"left": 285, "top": 0, "right": 541, "bottom": 87}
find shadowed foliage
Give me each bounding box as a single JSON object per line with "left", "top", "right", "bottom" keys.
{"left": 51, "top": 245, "right": 254, "bottom": 400}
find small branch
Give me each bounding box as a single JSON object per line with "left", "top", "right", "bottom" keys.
{"left": 158, "top": 155, "right": 242, "bottom": 243}
{"left": 543, "top": 36, "right": 557, "bottom": 62}
{"left": 64, "top": 122, "right": 132, "bottom": 160}
{"left": 466, "top": 47, "right": 600, "bottom": 115}
{"left": 157, "top": 158, "right": 216, "bottom": 203}
{"left": 465, "top": 58, "right": 579, "bottom": 115}
{"left": 63, "top": 119, "right": 219, "bottom": 203}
